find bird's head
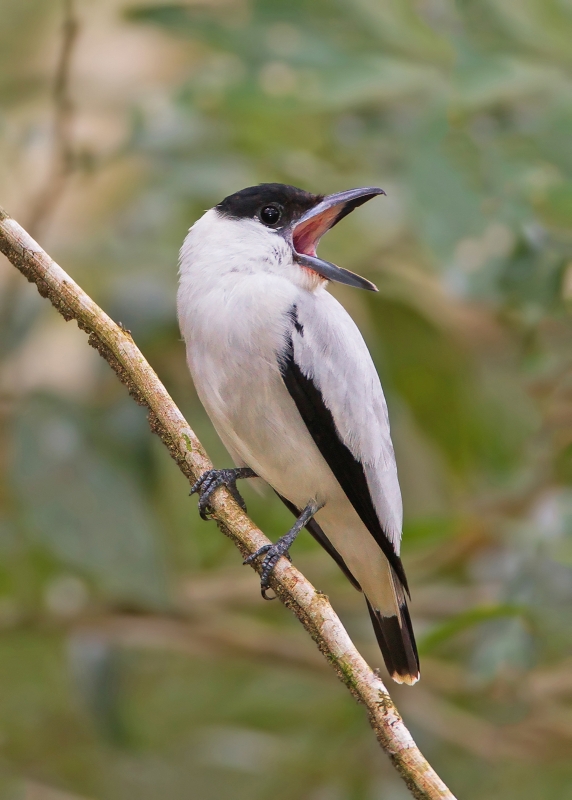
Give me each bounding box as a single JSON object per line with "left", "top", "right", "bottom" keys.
{"left": 183, "top": 183, "right": 384, "bottom": 292}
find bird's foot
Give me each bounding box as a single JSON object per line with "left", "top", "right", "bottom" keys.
{"left": 243, "top": 498, "right": 321, "bottom": 600}
{"left": 190, "top": 467, "right": 256, "bottom": 520}
{"left": 243, "top": 532, "right": 296, "bottom": 600}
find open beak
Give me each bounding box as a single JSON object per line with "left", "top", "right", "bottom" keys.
{"left": 292, "top": 187, "right": 385, "bottom": 292}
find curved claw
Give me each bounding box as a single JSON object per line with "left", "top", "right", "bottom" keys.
{"left": 189, "top": 473, "right": 208, "bottom": 495}
{"left": 243, "top": 544, "right": 272, "bottom": 566}
{"left": 243, "top": 545, "right": 278, "bottom": 600}
{"left": 191, "top": 468, "right": 250, "bottom": 519}
{"left": 243, "top": 499, "right": 319, "bottom": 604}
{"left": 199, "top": 473, "right": 226, "bottom": 518}
{"left": 243, "top": 540, "right": 293, "bottom": 601}
{"left": 199, "top": 504, "right": 215, "bottom": 521}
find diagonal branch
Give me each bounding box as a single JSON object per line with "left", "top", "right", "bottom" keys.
{"left": 0, "top": 207, "right": 456, "bottom": 800}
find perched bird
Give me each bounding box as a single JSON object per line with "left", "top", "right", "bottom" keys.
{"left": 177, "top": 183, "right": 419, "bottom": 685}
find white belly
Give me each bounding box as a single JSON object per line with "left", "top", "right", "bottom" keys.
{"left": 194, "top": 343, "right": 338, "bottom": 509}
{"left": 177, "top": 213, "right": 401, "bottom": 617}
{"left": 181, "top": 271, "right": 332, "bottom": 506}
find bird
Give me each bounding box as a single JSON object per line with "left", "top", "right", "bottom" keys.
{"left": 177, "top": 183, "right": 419, "bottom": 685}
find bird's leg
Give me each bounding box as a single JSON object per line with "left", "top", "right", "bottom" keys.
{"left": 244, "top": 499, "right": 322, "bottom": 599}
{"left": 190, "top": 467, "right": 257, "bottom": 520}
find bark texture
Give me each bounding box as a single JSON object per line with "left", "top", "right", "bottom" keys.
{"left": 0, "top": 206, "right": 456, "bottom": 800}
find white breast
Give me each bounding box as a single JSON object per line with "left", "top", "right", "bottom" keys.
{"left": 177, "top": 210, "right": 338, "bottom": 506}
{"left": 177, "top": 208, "right": 407, "bottom": 618}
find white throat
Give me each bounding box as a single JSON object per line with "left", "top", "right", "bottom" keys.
{"left": 178, "top": 208, "right": 324, "bottom": 294}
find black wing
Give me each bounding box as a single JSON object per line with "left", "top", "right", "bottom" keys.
{"left": 275, "top": 492, "right": 362, "bottom": 591}
{"left": 279, "top": 334, "right": 409, "bottom": 594}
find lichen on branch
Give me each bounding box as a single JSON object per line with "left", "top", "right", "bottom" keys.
{"left": 0, "top": 207, "right": 456, "bottom": 800}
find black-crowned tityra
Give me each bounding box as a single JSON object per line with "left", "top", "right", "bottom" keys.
{"left": 177, "top": 184, "right": 419, "bottom": 685}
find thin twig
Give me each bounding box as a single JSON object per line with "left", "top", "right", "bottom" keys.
{"left": 27, "top": 0, "right": 79, "bottom": 238}
{"left": 0, "top": 207, "right": 457, "bottom": 800}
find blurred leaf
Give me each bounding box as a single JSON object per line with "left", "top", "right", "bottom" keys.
{"left": 369, "top": 297, "right": 526, "bottom": 477}
{"left": 11, "top": 397, "right": 169, "bottom": 609}
{"left": 534, "top": 181, "right": 572, "bottom": 229}
{"left": 68, "top": 635, "right": 128, "bottom": 745}
{"left": 346, "top": 0, "right": 455, "bottom": 65}
{"left": 5, "top": 0, "right": 572, "bottom": 796}
{"left": 483, "top": 0, "right": 572, "bottom": 67}
{"left": 470, "top": 615, "right": 535, "bottom": 681}
{"left": 308, "top": 56, "right": 444, "bottom": 111}
{"left": 419, "top": 604, "right": 530, "bottom": 655}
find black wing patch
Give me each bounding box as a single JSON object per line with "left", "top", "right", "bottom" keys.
{"left": 275, "top": 492, "right": 362, "bottom": 591}
{"left": 287, "top": 305, "right": 304, "bottom": 336}
{"left": 279, "top": 330, "right": 409, "bottom": 594}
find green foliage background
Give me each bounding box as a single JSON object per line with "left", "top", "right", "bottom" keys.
{"left": 2, "top": 0, "right": 572, "bottom": 798}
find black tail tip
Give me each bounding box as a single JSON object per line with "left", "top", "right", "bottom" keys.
{"left": 366, "top": 600, "right": 420, "bottom": 686}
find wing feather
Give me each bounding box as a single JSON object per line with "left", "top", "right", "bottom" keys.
{"left": 275, "top": 491, "right": 362, "bottom": 591}
{"left": 279, "top": 296, "right": 409, "bottom": 593}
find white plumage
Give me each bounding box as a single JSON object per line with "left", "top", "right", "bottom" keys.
{"left": 177, "top": 186, "right": 419, "bottom": 684}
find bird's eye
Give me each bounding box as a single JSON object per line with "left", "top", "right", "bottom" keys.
{"left": 259, "top": 205, "right": 282, "bottom": 226}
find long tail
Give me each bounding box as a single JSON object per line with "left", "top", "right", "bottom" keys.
{"left": 366, "top": 569, "right": 420, "bottom": 685}
{"left": 275, "top": 493, "right": 419, "bottom": 684}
